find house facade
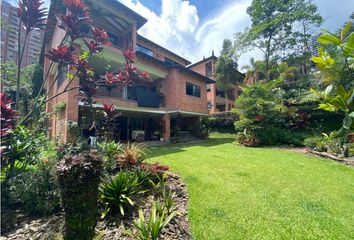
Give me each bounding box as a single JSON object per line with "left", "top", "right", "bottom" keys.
{"left": 43, "top": 0, "right": 214, "bottom": 142}
{"left": 189, "top": 54, "right": 243, "bottom": 113}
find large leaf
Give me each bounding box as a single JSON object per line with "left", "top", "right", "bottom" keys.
{"left": 318, "top": 34, "right": 341, "bottom": 45}
{"left": 341, "top": 20, "right": 353, "bottom": 40}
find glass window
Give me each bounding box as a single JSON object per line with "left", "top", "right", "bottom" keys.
{"left": 137, "top": 44, "right": 153, "bottom": 57}
{"left": 186, "top": 82, "right": 201, "bottom": 98}
{"left": 206, "top": 62, "right": 212, "bottom": 77}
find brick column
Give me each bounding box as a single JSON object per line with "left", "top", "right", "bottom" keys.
{"left": 131, "top": 22, "right": 137, "bottom": 52}
{"left": 162, "top": 113, "right": 170, "bottom": 141}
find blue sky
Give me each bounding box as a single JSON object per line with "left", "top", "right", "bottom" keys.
{"left": 7, "top": 0, "right": 354, "bottom": 66}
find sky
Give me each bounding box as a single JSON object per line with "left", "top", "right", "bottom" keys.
{"left": 7, "top": 0, "right": 354, "bottom": 67}
{"left": 118, "top": 0, "right": 354, "bottom": 67}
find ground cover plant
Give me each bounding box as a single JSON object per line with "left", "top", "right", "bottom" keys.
{"left": 147, "top": 134, "right": 354, "bottom": 239}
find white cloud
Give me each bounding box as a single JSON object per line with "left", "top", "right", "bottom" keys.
{"left": 118, "top": 0, "right": 261, "bottom": 68}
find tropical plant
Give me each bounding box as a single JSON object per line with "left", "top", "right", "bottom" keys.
{"left": 311, "top": 19, "right": 354, "bottom": 156}
{"left": 15, "top": 0, "right": 47, "bottom": 109}
{"left": 99, "top": 171, "right": 142, "bottom": 217}
{"left": 117, "top": 143, "right": 147, "bottom": 171}
{"left": 161, "top": 187, "right": 175, "bottom": 214}
{"left": 129, "top": 202, "right": 176, "bottom": 240}
{"left": 8, "top": 153, "right": 60, "bottom": 216}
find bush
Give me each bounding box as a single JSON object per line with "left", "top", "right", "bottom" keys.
{"left": 207, "top": 112, "right": 239, "bottom": 133}
{"left": 8, "top": 157, "right": 60, "bottom": 216}
{"left": 234, "top": 80, "right": 310, "bottom": 146}
{"left": 57, "top": 149, "right": 102, "bottom": 240}
{"left": 117, "top": 143, "right": 146, "bottom": 171}
{"left": 99, "top": 171, "right": 142, "bottom": 217}
{"left": 98, "top": 141, "right": 123, "bottom": 173}
{"left": 189, "top": 118, "right": 209, "bottom": 139}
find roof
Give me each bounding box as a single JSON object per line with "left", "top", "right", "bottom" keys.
{"left": 85, "top": 0, "right": 147, "bottom": 29}
{"left": 43, "top": 0, "right": 147, "bottom": 44}
{"left": 137, "top": 35, "right": 191, "bottom": 66}
{"left": 188, "top": 55, "right": 218, "bottom": 69}
{"left": 136, "top": 51, "right": 215, "bottom": 84}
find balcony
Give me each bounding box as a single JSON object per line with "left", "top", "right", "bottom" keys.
{"left": 95, "top": 85, "right": 164, "bottom": 108}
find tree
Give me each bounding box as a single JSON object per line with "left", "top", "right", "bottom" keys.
{"left": 234, "top": 0, "right": 322, "bottom": 77}
{"left": 311, "top": 20, "right": 354, "bottom": 157}
{"left": 215, "top": 39, "right": 240, "bottom": 102}
{"left": 1, "top": 61, "right": 38, "bottom": 115}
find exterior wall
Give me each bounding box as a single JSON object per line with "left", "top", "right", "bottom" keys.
{"left": 163, "top": 69, "right": 208, "bottom": 114}
{"left": 137, "top": 37, "right": 189, "bottom": 66}
{"left": 190, "top": 57, "right": 241, "bottom": 113}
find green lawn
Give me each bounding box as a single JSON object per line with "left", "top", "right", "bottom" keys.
{"left": 147, "top": 134, "right": 354, "bottom": 239}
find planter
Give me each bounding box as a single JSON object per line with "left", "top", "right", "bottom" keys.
{"left": 57, "top": 150, "right": 102, "bottom": 240}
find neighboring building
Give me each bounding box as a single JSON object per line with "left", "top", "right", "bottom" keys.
{"left": 1, "top": 1, "right": 44, "bottom": 67}
{"left": 44, "top": 0, "right": 214, "bottom": 142}
{"left": 189, "top": 53, "right": 243, "bottom": 113}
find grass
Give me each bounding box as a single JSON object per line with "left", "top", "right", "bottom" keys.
{"left": 147, "top": 133, "right": 354, "bottom": 239}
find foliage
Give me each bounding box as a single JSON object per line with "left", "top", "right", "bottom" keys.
{"left": 207, "top": 112, "right": 239, "bottom": 133}
{"left": 57, "top": 149, "right": 102, "bottom": 240}
{"left": 98, "top": 141, "right": 123, "bottom": 173}
{"left": 234, "top": 0, "right": 322, "bottom": 75}
{"left": 99, "top": 171, "right": 141, "bottom": 217}
{"left": 310, "top": 19, "right": 354, "bottom": 156}
{"left": 117, "top": 143, "right": 147, "bottom": 171}
{"left": 215, "top": 39, "right": 241, "bottom": 91}
{"left": 1, "top": 125, "right": 46, "bottom": 181}
{"left": 160, "top": 187, "right": 175, "bottom": 214}
{"left": 8, "top": 151, "right": 60, "bottom": 216}
{"left": 129, "top": 202, "right": 176, "bottom": 240}
{"left": 189, "top": 118, "right": 209, "bottom": 139}
{"left": 234, "top": 80, "right": 309, "bottom": 146}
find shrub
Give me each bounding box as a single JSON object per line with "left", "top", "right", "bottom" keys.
{"left": 8, "top": 156, "right": 60, "bottom": 216}
{"left": 234, "top": 80, "right": 310, "bottom": 146}
{"left": 117, "top": 143, "right": 146, "bottom": 171}
{"left": 98, "top": 141, "right": 122, "bottom": 173}
{"left": 99, "top": 171, "right": 141, "bottom": 217}
{"left": 208, "top": 112, "right": 239, "bottom": 133}
{"left": 57, "top": 149, "right": 102, "bottom": 240}
{"left": 129, "top": 202, "right": 176, "bottom": 240}
{"left": 189, "top": 118, "right": 209, "bottom": 139}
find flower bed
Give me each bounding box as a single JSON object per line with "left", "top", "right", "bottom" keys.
{"left": 1, "top": 173, "right": 191, "bottom": 240}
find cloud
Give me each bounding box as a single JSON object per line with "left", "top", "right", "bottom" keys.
{"left": 118, "top": 0, "right": 259, "bottom": 67}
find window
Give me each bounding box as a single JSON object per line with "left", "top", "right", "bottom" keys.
{"left": 186, "top": 82, "right": 201, "bottom": 98}
{"left": 206, "top": 62, "right": 212, "bottom": 77}
{"left": 137, "top": 44, "right": 153, "bottom": 56}
{"left": 206, "top": 83, "right": 211, "bottom": 92}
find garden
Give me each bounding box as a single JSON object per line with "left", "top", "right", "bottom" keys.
{"left": 1, "top": 0, "right": 353, "bottom": 239}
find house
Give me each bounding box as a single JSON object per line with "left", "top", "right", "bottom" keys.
{"left": 189, "top": 53, "right": 243, "bottom": 113}
{"left": 43, "top": 0, "right": 214, "bottom": 142}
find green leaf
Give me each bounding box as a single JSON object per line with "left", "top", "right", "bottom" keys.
{"left": 318, "top": 34, "right": 341, "bottom": 45}
{"left": 311, "top": 56, "right": 325, "bottom": 64}
{"left": 341, "top": 20, "right": 352, "bottom": 40}
{"left": 336, "top": 85, "right": 347, "bottom": 98}
{"left": 346, "top": 32, "right": 354, "bottom": 49}
{"left": 319, "top": 103, "right": 336, "bottom": 112}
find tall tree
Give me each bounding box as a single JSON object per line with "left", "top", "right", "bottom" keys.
{"left": 215, "top": 39, "right": 240, "bottom": 90}
{"left": 234, "top": 0, "right": 322, "bottom": 77}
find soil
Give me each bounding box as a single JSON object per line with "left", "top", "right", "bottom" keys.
{"left": 1, "top": 173, "right": 192, "bottom": 240}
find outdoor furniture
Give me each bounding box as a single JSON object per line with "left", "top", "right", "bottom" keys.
{"left": 132, "top": 130, "right": 145, "bottom": 140}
